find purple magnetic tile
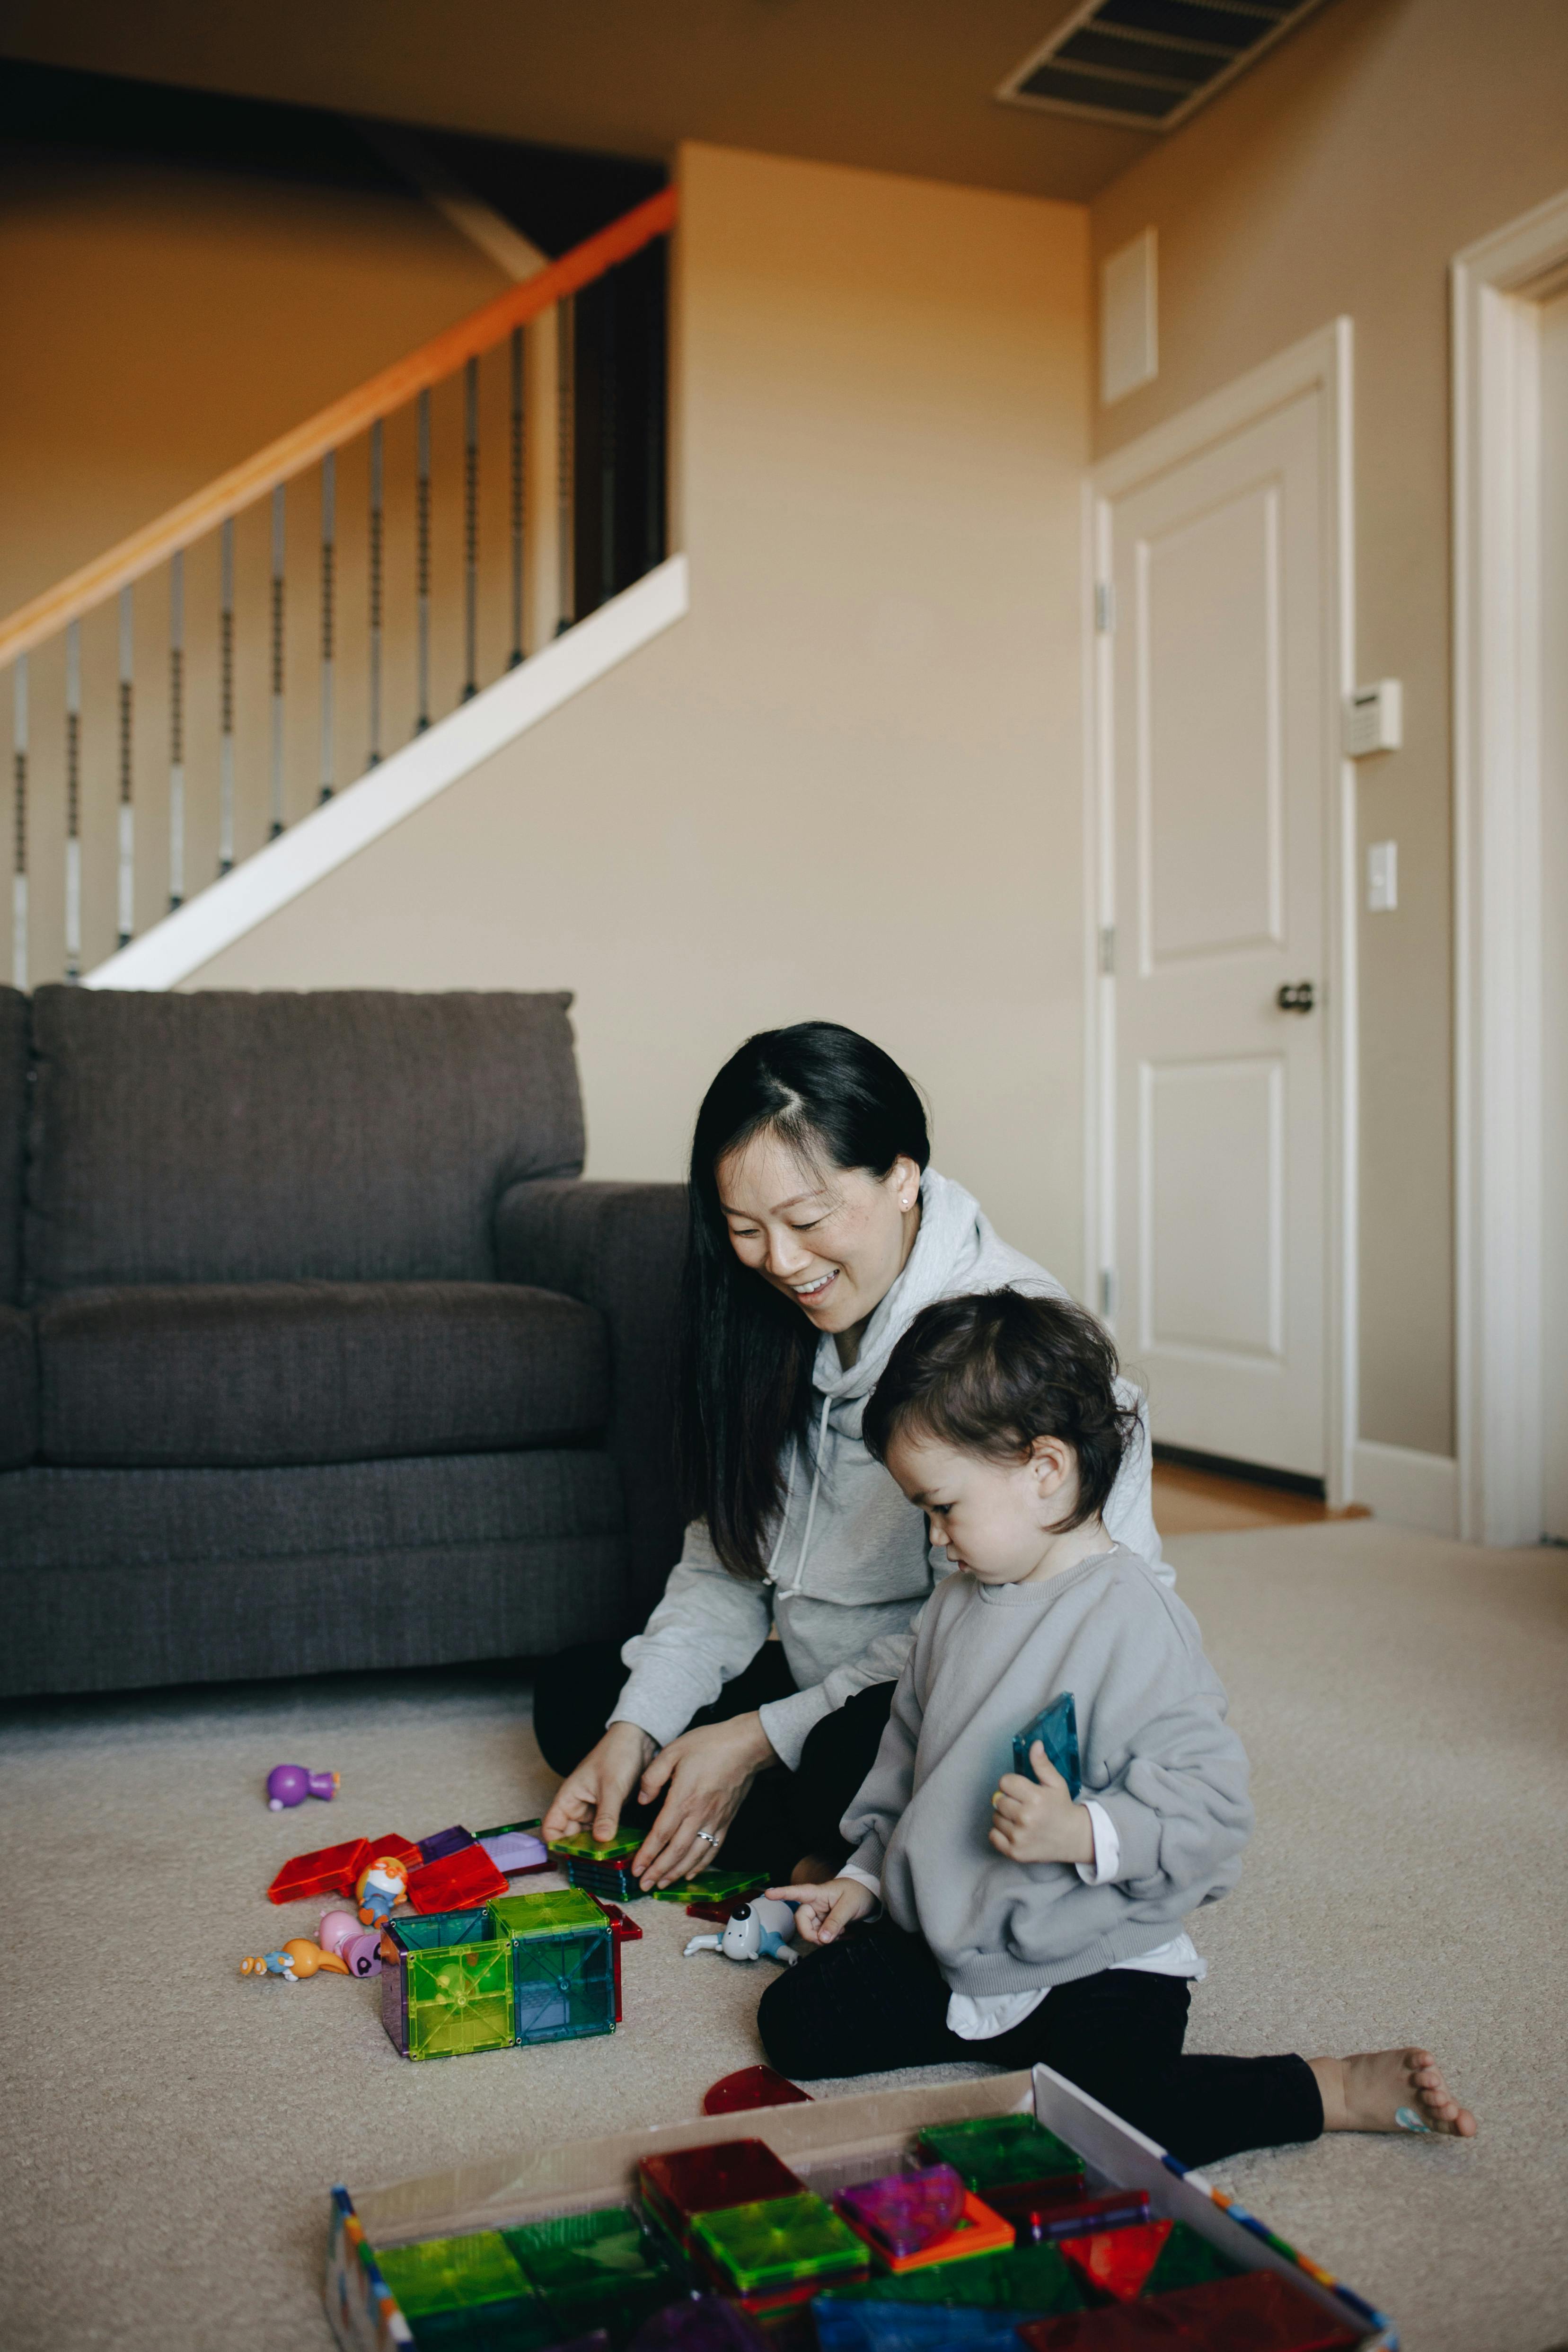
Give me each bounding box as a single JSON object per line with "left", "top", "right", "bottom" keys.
{"left": 630, "top": 2295, "right": 770, "bottom": 2352}
{"left": 837, "top": 2165, "right": 967, "bottom": 2258}
{"left": 417, "top": 1824, "right": 475, "bottom": 1863}
{"left": 480, "top": 1831, "right": 550, "bottom": 1874}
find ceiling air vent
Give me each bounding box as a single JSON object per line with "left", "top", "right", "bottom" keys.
{"left": 997, "top": 0, "right": 1330, "bottom": 132}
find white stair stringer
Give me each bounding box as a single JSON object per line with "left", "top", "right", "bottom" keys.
{"left": 87, "top": 554, "right": 689, "bottom": 991}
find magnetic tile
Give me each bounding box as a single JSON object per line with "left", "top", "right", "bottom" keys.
{"left": 1002, "top": 2187, "right": 1151, "bottom": 2242}
{"left": 916, "top": 2118, "right": 1084, "bottom": 2196}
{"left": 267, "top": 1836, "right": 373, "bottom": 1905}
{"left": 1151, "top": 2270, "right": 1362, "bottom": 2351}
{"left": 1059, "top": 2222, "right": 1174, "bottom": 2302}
{"left": 628, "top": 2295, "right": 771, "bottom": 2352}
{"left": 374, "top": 2231, "right": 529, "bottom": 2316}
{"left": 1015, "top": 2308, "right": 1185, "bottom": 2350}
{"left": 1012, "top": 1694, "right": 1081, "bottom": 1800}
{"left": 701, "top": 2067, "right": 811, "bottom": 2117}
{"left": 689, "top": 2193, "right": 867, "bottom": 2294}
{"left": 836, "top": 2167, "right": 967, "bottom": 2259}
{"left": 420, "top": 1825, "right": 477, "bottom": 1863}
{"left": 493, "top": 1887, "right": 610, "bottom": 1939}
{"left": 638, "top": 2141, "right": 804, "bottom": 2246}
{"left": 406, "top": 1847, "right": 511, "bottom": 1915}
{"left": 1140, "top": 2224, "right": 1243, "bottom": 2299}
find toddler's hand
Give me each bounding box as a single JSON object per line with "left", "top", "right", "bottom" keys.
{"left": 989, "top": 1740, "right": 1095, "bottom": 1867}
{"left": 766, "top": 1877, "right": 875, "bottom": 1946}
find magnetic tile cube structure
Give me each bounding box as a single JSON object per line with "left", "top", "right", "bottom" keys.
{"left": 637, "top": 2140, "right": 805, "bottom": 2250}
{"left": 917, "top": 2116, "right": 1085, "bottom": 2205}
{"left": 689, "top": 2191, "right": 869, "bottom": 2300}
{"left": 380, "top": 1890, "right": 616, "bottom": 2061}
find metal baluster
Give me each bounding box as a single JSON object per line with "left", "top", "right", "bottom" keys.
{"left": 10, "top": 656, "right": 26, "bottom": 990}
{"left": 556, "top": 294, "right": 575, "bottom": 634}
{"left": 168, "top": 552, "right": 185, "bottom": 910}
{"left": 117, "top": 586, "right": 134, "bottom": 947}
{"left": 509, "top": 327, "right": 525, "bottom": 669}
{"left": 270, "top": 486, "right": 286, "bottom": 837}
{"left": 415, "top": 389, "right": 432, "bottom": 732}
{"left": 64, "top": 621, "right": 80, "bottom": 982}
{"left": 463, "top": 356, "right": 479, "bottom": 701}
{"left": 320, "top": 450, "right": 335, "bottom": 801}
{"left": 368, "top": 420, "right": 383, "bottom": 766}
{"left": 219, "top": 520, "right": 235, "bottom": 873}
{"left": 600, "top": 273, "right": 618, "bottom": 608}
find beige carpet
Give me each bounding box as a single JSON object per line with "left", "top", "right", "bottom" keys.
{"left": 2, "top": 1521, "right": 1565, "bottom": 2352}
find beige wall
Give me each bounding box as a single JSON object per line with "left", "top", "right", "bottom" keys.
{"left": 0, "top": 143, "right": 508, "bottom": 618}
{"left": 1091, "top": 0, "right": 1568, "bottom": 1461}
{"left": 191, "top": 143, "right": 1095, "bottom": 1284}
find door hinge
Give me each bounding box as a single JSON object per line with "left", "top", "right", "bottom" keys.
{"left": 1099, "top": 924, "right": 1116, "bottom": 976}
{"left": 1095, "top": 581, "right": 1117, "bottom": 633}
{"left": 1099, "top": 1268, "right": 1117, "bottom": 1318}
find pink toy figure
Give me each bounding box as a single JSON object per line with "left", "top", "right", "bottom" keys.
{"left": 241, "top": 1937, "right": 350, "bottom": 1982}
{"left": 343, "top": 1932, "right": 383, "bottom": 1978}
{"left": 355, "top": 1855, "right": 410, "bottom": 1928}
{"left": 266, "top": 1764, "right": 339, "bottom": 1811}
{"left": 317, "top": 1910, "right": 361, "bottom": 1959}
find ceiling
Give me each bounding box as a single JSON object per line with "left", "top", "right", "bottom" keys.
{"left": 0, "top": 0, "right": 1168, "bottom": 205}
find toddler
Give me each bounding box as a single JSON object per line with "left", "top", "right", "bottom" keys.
{"left": 759, "top": 1289, "right": 1474, "bottom": 2167}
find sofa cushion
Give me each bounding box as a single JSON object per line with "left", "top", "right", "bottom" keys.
{"left": 37, "top": 1281, "right": 608, "bottom": 1469}
{"left": 24, "top": 987, "right": 583, "bottom": 1297}
{"left": 0, "top": 1302, "right": 36, "bottom": 1468}
{"left": 0, "top": 987, "right": 27, "bottom": 1303}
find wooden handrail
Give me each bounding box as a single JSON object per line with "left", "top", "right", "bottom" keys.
{"left": 0, "top": 185, "right": 677, "bottom": 669}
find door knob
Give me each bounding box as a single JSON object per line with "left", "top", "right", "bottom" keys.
{"left": 1276, "top": 981, "right": 1316, "bottom": 1013}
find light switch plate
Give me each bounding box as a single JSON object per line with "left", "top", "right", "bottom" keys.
{"left": 1367, "top": 840, "right": 1398, "bottom": 913}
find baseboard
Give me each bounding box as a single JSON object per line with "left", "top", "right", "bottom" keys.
{"left": 85, "top": 554, "right": 689, "bottom": 992}
{"left": 1349, "top": 1440, "right": 1459, "bottom": 1537}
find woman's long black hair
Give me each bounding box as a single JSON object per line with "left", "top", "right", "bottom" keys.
{"left": 677, "top": 1022, "right": 930, "bottom": 1579}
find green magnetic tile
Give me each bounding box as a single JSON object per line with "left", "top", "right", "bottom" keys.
{"left": 549, "top": 1828, "right": 644, "bottom": 1861}
{"left": 691, "top": 2193, "right": 867, "bottom": 2294}
{"left": 392, "top": 1907, "right": 502, "bottom": 1953}
{"left": 648, "top": 1871, "right": 768, "bottom": 1904}
{"left": 539, "top": 2276, "right": 687, "bottom": 2342}
{"left": 505, "top": 2207, "right": 675, "bottom": 2295}
{"left": 1140, "top": 2221, "right": 1244, "bottom": 2298}
{"left": 826, "top": 2241, "right": 1087, "bottom": 2317}
{"left": 406, "top": 1938, "right": 514, "bottom": 2059}
{"left": 407, "top": 2295, "right": 561, "bottom": 2351}
{"left": 376, "top": 2232, "right": 531, "bottom": 2317}
{"left": 474, "top": 1819, "right": 544, "bottom": 1841}
{"left": 916, "top": 2118, "right": 1084, "bottom": 2193}
{"left": 493, "top": 1887, "right": 610, "bottom": 1939}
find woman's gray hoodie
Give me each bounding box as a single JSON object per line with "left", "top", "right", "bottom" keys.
{"left": 610, "top": 1168, "right": 1166, "bottom": 1772}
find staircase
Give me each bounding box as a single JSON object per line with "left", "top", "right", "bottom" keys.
{"left": 0, "top": 185, "right": 683, "bottom": 991}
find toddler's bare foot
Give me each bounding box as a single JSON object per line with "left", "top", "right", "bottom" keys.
{"left": 1309, "top": 2047, "right": 1476, "bottom": 2138}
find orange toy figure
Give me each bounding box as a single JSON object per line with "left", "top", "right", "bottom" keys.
{"left": 240, "top": 1937, "right": 351, "bottom": 1982}
{"left": 355, "top": 1855, "right": 411, "bottom": 1928}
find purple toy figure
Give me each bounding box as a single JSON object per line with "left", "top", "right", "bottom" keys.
{"left": 266, "top": 1764, "right": 339, "bottom": 1811}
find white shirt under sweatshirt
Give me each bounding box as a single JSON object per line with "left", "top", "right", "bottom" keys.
{"left": 609, "top": 1170, "right": 1169, "bottom": 1771}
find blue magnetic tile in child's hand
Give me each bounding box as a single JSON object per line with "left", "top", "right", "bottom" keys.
{"left": 1013, "top": 1693, "right": 1081, "bottom": 1800}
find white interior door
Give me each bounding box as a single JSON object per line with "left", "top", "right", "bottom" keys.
{"left": 1104, "top": 388, "right": 1329, "bottom": 1480}
{"left": 1541, "top": 285, "right": 1568, "bottom": 1542}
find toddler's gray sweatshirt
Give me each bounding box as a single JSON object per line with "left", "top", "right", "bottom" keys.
{"left": 843, "top": 1546, "right": 1251, "bottom": 1997}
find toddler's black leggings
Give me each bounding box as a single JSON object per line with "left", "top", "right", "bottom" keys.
{"left": 757, "top": 1918, "right": 1323, "bottom": 2171}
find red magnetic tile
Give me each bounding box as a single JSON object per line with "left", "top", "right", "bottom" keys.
{"left": 1153, "top": 2271, "right": 1362, "bottom": 2351}
{"left": 1018, "top": 2309, "right": 1186, "bottom": 2349}
{"left": 404, "top": 1844, "right": 509, "bottom": 1913}
{"left": 267, "top": 1836, "right": 373, "bottom": 1905}
{"left": 365, "top": 1833, "right": 423, "bottom": 1870}
{"left": 1002, "top": 2185, "right": 1152, "bottom": 2239}
{"left": 1061, "top": 2220, "right": 1174, "bottom": 2301}
{"left": 613, "top": 1931, "right": 624, "bottom": 2024}
{"left": 638, "top": 2140, "right": 804, "bottom": 2239}
{"left": 702, "top": 2068, "right": 814, "bottom": 2117}
{"left": 590, "top": 1898, "right": 643, "bottom": 1941}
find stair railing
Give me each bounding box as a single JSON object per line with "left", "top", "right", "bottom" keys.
{"left": 0, "top": 185, "right": 676, "bottom": 989}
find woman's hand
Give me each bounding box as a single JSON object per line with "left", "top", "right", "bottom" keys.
{"left": 631, "top": 1712, "right": 778, "bottom": 1889}
{"left": 540, "top": 1719, "right": 658, "bottom": 1847}
{"left": 988, "top": 1741, "right": 1095, "bottom": 1867}
{"left": 766, "top": 1876, "right": 876, "bottom": 1946}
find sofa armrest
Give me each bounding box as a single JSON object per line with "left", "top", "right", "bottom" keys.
{"left": 495, "top": 1178, "right": 687, "bottom": 1618}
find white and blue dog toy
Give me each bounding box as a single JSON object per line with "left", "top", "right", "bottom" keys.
{"left": 683, "top": 1896, "right": 801, "bottom": 1966}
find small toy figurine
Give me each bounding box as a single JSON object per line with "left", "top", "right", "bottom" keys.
{"left": 684, "top": 1896, "right": 800, "bottom": 1965}
{"left": 266, "top": 1763, "right": 339, "bottom": 1810}
{"left": 317, "top": 1909, "right": 361, "bottom": 1959}
{"left": 240, "top": 1936, "right": 351, "bottom": 1982}
{"left": 354, "top": 1854, "right": 410, "bottom": 1928}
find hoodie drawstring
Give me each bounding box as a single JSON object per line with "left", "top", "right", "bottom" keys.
{"left": 779, "top": 1392, "right": 833, "bottom": 1598}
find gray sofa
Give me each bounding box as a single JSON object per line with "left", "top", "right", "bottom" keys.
{"left": 0, "top": 986, "right": 686, "bottom": 1698}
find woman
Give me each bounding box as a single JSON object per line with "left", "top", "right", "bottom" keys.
{"left": 536, "top": 1022, "right": 1163, "bottom": 1891}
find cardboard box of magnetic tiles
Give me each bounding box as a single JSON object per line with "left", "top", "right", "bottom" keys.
{"left": 326, "top": 2063, "right": 1398, "bottom": 2352}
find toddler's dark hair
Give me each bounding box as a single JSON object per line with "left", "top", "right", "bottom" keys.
{"left": 863, "top": 1289, "right": 1141, "bottom": 1528}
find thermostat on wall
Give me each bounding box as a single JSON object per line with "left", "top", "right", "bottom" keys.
{"left": 1343, "top": 679, "right": 1402, "bottom": 757}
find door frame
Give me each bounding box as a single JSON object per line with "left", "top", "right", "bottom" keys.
{"left": 1083, "top": 319, "right": 1357, "bottom": 1505}
{"left": 1452, "top": 188, "right": 1568, "bottom": 1547}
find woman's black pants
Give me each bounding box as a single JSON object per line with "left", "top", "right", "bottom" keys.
{"left": 531, "top": 1639, "right": 895, "bottom": 1881}
{"left": 757, "top": 1918, "right": 1323, "bottom": 2171}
